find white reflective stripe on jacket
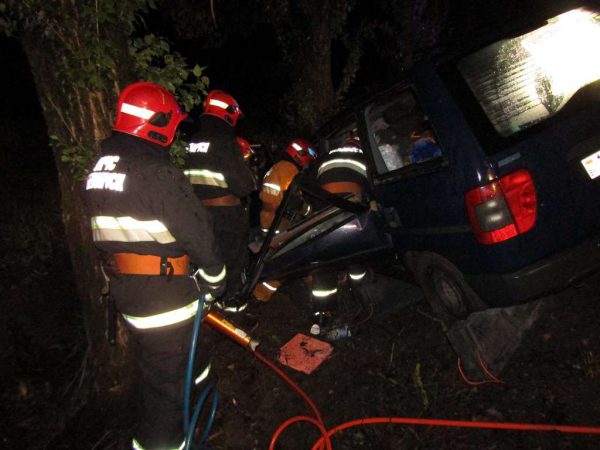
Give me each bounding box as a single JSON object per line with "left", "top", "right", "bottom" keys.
{"left": 262, "top": 182, "right": 281, "bottom": 196}
{"left": 183, "top": 169, "right": 228, "bottom": 188}
{"left": 122, "top": 299, "right": 200, "bottom": 330}
{"left": 349, "top": 271, "right": 367, "bottom": 281}
{"left": 317, "top": 158, "right": 367, "bottom": 177}
{"left": 198, "top": 265, "right": 227, "bottom": 284}
{"left": 262, "top": 281, "right": 278, "bottom": 291}
{"left": 312, "top": 288, "right": 338, "bottom": 298}
{"left": 329, "top": 146, "right": 364, "bottom": 155}
{"left": 195, "top": 362, "right": 212, "bottom": 385}
{"left": 91, "top": 216, "right": 176, "bottom": 244}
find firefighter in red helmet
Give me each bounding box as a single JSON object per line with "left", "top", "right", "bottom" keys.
{"left": 252, "top": 138, "right": 317, "bottom": 302}
{"left": 184, "top": 90, "right": 256, "bottom": 313}
{"left": 237, "top": 135, "right": 260, "bottom": 184}
{"left": 237, "top": 136, "right": 255, "bottom": 162}
{"left": 259, "top": 138, "right": 316, "bottom": 233}
{"left": 84, "top": 81, "right": 226, "bottom": 450}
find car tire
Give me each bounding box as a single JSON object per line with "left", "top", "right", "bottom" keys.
{"left": 414, "top": 252, "right": 487, "bottom": 321}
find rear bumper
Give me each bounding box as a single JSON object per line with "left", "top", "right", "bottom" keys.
{"left": 466, "top": 231, "right": 600, "bottom": 308}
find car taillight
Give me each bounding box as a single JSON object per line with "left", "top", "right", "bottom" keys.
{"left": 465, "top": 169, "right": 537, "bottom": 245}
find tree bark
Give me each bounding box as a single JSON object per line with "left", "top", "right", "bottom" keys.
{"left": 263, "top": 0, "right": 341, "bottom": 135}
{"left": 18, "top": 4, "right": 135, "bottom": 399}
{"left": 295, "top": 14, "right": 337, "bottom": 132}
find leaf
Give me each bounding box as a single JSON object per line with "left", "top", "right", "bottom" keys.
{"left": 192, "top": 64, "right": 203, "bottom": 77}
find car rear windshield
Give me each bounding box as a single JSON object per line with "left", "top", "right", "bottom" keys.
{"left": 456, "top": 7, "right": 600, "bottom": 138}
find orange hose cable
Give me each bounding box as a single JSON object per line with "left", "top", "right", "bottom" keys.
{"left": 253, "top": 351, "right": 324, "bottom": 424}
{"left": 476, "top": 351, "right": 504, "bottom": 384}
{"left": 269, "top": 416, "right": 330, "bottom": 450}
{"left": 457, "top": 358, "right": 500, "bottom": 386}
{"left": 253, "top": 350, "right": 332, "bottom": 450}
{"left": 311, "top": 416, "right": 600, "bottom": 450}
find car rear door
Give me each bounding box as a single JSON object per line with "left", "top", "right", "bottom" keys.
{"left": 448, "top": 6, "right": 600, "bottom": 266}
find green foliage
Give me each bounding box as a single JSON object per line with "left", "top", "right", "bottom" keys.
{"left": 130, "top": 33, "right": 208, "bottom": 166}
{"left": 169, "top": 136, "right": 190, "bottom": 168}
{"left": 53, "top": 135, "right": 98, "bottom": 179}
{"left": 130, "top": 33, "right": 209, "bottom": 166}
{"left": 0, "top": 0, "right": 207, "bottom": 177}
{"left": 130, "top": 33, "right": 209, "bottom": 118}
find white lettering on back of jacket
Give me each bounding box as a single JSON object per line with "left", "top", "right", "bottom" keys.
{"left": 86, "top": 155, "right": 126, "bottom": 192}
{"left": 187, "top": 142, "right": 210, "bottom": 153}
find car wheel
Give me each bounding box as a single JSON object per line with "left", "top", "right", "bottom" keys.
{"left": 414, "top": 252, "right": 486, "bottom": 321}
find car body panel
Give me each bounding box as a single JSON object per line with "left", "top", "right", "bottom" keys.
{"left": 260, "top": 203, "right": 395, "bottom": 280}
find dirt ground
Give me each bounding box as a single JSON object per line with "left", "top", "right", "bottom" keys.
{"left": 3, "top": 247, "right": 600, "bottom": 449}
{"left": 201, "top": 273, "right": 600, "bottom": 450}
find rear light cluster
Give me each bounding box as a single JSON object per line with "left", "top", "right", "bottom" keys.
{"left": 465, "top": 169, "right": 537, "bottom": 245}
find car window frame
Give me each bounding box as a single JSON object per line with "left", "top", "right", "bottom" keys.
{"left": 359, "top": 85, "right": 450, "bottom": 186}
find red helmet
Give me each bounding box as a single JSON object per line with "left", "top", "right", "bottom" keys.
{"left": 237, "top": 136, "right": 255, "bottom": 160}
{"left": 203, "top": 90, "right": 242, "bottom": 126}
{"left": 286, "top": 139, "right": 317, "bottom": 168}
{"left": 113, "top": 81, "right": 187, "bottom": 146}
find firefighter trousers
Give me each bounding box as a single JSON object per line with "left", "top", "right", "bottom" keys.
{"left": 110, "top": 276, "right": 212, "bottom": 449}
{"left": 130, "top": 320, "right": 213, "bottom": 449}
{"left": 208, "top": 204, "right": 249, "bottom": 301}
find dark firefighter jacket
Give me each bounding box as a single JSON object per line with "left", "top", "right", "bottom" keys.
{"left": 84, "top": 132, "right": 225, "bottom": 316}
{"left": 183, "top": 114, "right": 256, "bottom": 200}
{"left": 315, "top": 142, "right": 370, "bottom": 190}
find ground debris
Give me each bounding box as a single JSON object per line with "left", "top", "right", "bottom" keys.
{"left": 5, "top": 270, "right": 600, "bottom": 449}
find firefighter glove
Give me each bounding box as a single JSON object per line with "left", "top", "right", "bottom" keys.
{"left": 190, "top": 265, "right": 227, "bottom": 302}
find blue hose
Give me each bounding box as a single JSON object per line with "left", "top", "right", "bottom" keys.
{"left": 183, "top": 295, "right": 219, "bottom": 450}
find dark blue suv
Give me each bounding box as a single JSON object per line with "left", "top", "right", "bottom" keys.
{"left": 253, "top": 6, "right": 600, "bottom": 320}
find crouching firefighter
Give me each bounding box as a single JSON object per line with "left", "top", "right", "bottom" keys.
{"left": 84, "top": 81, "right": 227, "bottom": 450}
{"left": 252, "top": 139, "right": 317, "bottom": 302}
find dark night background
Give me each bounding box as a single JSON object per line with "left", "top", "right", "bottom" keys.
{"left": 2, "top": 1, "right": 600, "bottom": 449}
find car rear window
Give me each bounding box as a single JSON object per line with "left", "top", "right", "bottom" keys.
{"left": 456, "top": 8, "right": 600, "bottom": 138}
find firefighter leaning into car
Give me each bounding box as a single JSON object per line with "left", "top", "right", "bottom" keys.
{"left": 183, "top": 90, "right": 256, "bottom": 313}
{"left": 310, "top": 128, "right": 371, "bottom": 335}
{"left": 237, "top": 135, "right": 260, "bottom": 184}
{"left": 84, "top": 82, "right": 227, "bottom": 450}
{"left": 237, "top": 136, "right": 255, "bottom": 163}
{"left": 252, "top": 139, "right": 317, "bottom": 302}
{"left": 259, "top": 139, "right": 317, "bottom": 233}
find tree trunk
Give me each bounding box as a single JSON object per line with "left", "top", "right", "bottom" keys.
{"left": 18, "top": 8, "right": 135, "bottom": 399}
{"left": 263, "top": 0, "right": 339, "bottom": 135}
{"left": 298, "top": 17, "right": 337, "bottom": 132}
